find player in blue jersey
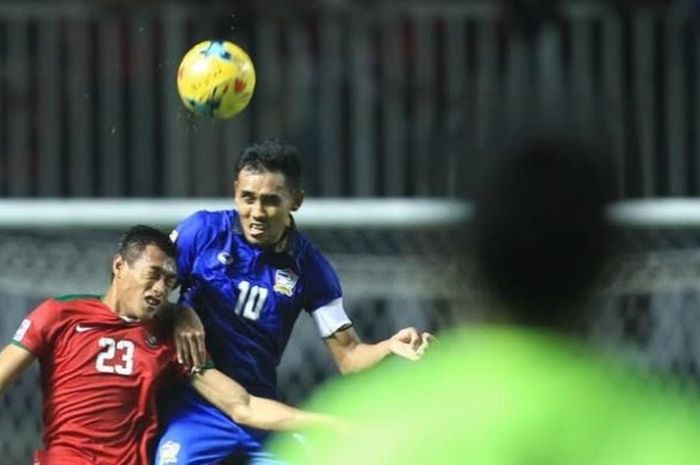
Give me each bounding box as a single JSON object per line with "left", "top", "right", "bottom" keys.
{"left": 155, "top": 139, "right": 432, "bottom": 465}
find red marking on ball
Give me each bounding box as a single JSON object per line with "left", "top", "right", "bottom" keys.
{"left": 234, "top": 78, "right": 246, "bottom": 93}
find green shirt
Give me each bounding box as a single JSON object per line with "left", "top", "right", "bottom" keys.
{"left": 270, "top": 326, "right": 700, "bottom": 464}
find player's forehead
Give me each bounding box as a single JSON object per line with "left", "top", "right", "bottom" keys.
{"left": 235, "top": 167, "right": 292, "bottom": 195}
{"left": 132, "top": 245, "right": 177, "bottom": 275}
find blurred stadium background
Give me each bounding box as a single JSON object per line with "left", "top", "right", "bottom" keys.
{"left": 2, "top": 0, "right": 700, "bottom": 461}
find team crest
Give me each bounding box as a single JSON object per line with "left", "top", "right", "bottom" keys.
{"left": 158, "top": 440, "right": 181, "bottom": 465}
{"left": 144, "top": 333, "right": 159, "bottom": 348}
{"left": 273, "top": 268, "right": 298, "bottom": 296}
{"left": 217, "top": 252, "right": 234, "bottom": 265}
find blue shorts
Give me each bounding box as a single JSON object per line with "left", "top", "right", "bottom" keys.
{"left": 155, "top": 388, "right": 284, "bottom": 465}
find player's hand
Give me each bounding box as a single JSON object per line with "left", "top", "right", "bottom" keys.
{"left": 388, "top": 327, "right": 434, "bottom": 361}
{"left": 173, "top": 305, "right": 206, "bottom": 369}
{"left": 416, "top": 331, "right": 435, "bottom": 357}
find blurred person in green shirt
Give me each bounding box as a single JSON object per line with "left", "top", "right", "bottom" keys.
{"left": 267, "top": 131, "right": 700, "bottom": 464}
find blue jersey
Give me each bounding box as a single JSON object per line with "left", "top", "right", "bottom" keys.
{"left": 171, "top": 209, "right": 350, "bottom": 398}
{"left": 155, "top": 210, "right": 351, "bottom": 464}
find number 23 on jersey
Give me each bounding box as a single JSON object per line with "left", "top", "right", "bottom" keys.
{"left": 95, "top": 337, "right": 135, "bottom": 376}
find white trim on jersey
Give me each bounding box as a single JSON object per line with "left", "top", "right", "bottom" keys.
{"left": 311, "top": 297, "right": 352, "bottom": 338}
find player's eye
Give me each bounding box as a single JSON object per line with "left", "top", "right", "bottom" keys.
{"left": 146, "top": 269, "right": 163, "bottom": 280}
{"left": 262, "top": 196, "right": 281, "bottom": 207}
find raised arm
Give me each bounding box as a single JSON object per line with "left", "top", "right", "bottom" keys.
{"left": 0, "top": 344, "right": 35, "bottom": 397}
{"left": 325, "top": 326, "right": 433, "bottom": 375}
{"left": 191, "top": 368, "right": 339, "bottom": 432}
{"left": 303, "top": 250, "right": 433, "bottom": 374}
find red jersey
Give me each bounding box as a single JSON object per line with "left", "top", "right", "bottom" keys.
{"left": 12, "top": 295, "right": 184, "bottom": 465}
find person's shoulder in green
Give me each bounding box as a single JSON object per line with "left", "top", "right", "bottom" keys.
{"left": 270, "top": 326, "right": 700, "bottom": 465}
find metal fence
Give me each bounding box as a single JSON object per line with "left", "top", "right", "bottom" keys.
{"left": 0, "top": 1, "right": 698, "bottom": 198}
{"left": 5, "top": 221, "right": 700, "bottom": 462}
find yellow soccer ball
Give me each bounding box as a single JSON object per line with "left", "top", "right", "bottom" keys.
{"left": 177, "top": 40, "right": 256, "bottom": 119}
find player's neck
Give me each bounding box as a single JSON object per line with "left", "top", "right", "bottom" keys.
{"left": 269, "top": 215, "right": 294, "bottom": 253}
{"left": 269, "top": 225, "right": 290, "bottom": 253}
{"left": 101, "top": 288, "right": 120, "bottom": 315}
{"left": 101, "top": 288, "right": 138, "bottom": 321}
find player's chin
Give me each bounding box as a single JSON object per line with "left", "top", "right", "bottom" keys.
{"left": 141, "top": 305, "right": 160, "bottom": 320}
{"left": 245, "top": 231, "right": 268, "bottom": 245}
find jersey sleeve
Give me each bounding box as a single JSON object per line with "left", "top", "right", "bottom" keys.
{"left": 302, "top": 246, "right": 352, "bottom": 338}
{"left": 11, "top": 299, "right": 62, "bottom": 357}
{"left": 170, "top": 210, "right": 210, "bottom": 284}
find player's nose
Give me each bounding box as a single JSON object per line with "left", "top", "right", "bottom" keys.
{"left": 251, "top": 202, "right": 266, "bottom": 219}
{"left": 152, "top": 279, "right": 167, "bottom": 297}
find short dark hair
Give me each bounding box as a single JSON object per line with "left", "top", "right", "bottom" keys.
{"left": 233, "top": 139, "right": 302, "bottom": 191}
{"left": 473, "top": 132, "right": 615, "bottom": 328}
{"left": 116, "top": 225, "right": 177, "bottom": 265}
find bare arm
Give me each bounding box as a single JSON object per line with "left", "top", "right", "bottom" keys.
{"left": 0, "top": 344, "right": 35, "bottom": 397}
{"left": 325, "top": 326, "right": 433, "bottom": 375}
{"left": 191, "top": 369, "right": 339, "bottom": 432}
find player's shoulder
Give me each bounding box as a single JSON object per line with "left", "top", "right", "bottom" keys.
{"left": 291, "top": 231, "right": 332, "bottom": 266}
{"left": 179, "top": 209, "right": 232, "bottom": 229}
{"left": 170, "top": 210, "right": 236, "bottom": 250}
{"left": 30, "top": 294, "right": 102, "bottom": 323}
{"left": 288, "top": 228, "right": 317, "bottom": 255}
{"left": 53, "top": 293, "right": 101, "bottom": 303}
{"left": 172, "top": 210, "right": 236, "bottom": 240}
{"left": 45, "top": 294, "right": 101, "bottom": 310}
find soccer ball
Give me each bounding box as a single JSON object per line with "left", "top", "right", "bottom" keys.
{"left": 177, "top": 40, "right": 256, "bottom": 119}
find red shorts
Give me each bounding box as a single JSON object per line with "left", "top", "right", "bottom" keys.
{"left": 34, "top": 447, "right": 95, "bottom": 465}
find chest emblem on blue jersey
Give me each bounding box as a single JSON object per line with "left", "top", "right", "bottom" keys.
{"left": 217, "top": 252, "right": 234, "bottom": 265}
{"left": 274, "top": 268, "right": 299, "bottom": 296}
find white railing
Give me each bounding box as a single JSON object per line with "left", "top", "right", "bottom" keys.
{"left": 3, "top": 198, "right": 700, "bottom": 228}
{"left": 0, "top": 198, "right": 470, "bottom": 228}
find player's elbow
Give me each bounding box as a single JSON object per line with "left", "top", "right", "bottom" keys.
{"left": 227, "top": 402, "right": 254, "bottom": 426}
{"left": 220, "top": 391, "right": 254, "bottom": 425}
{"left": 335, "top": 350, "right": 365, "bottom": 375}
{"left": 330, "top": 347, "right": 356, "bottom": 374}
{"left": 336, "top": 359, "right": 357, "bottom": 375}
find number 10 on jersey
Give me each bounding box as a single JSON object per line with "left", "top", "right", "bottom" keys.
{"left": 234, "top": 281, "right": 268, "bottom": 321}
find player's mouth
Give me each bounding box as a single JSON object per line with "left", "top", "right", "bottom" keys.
{"left": 248, "top": 222, "right": 266, "bottom": 238}
{"left": 144, "top": 295, "right": 162, "bottom": 309}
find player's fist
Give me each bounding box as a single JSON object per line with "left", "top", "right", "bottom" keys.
{"left": 389, "top": 327, "right": 435, "bottom": 361}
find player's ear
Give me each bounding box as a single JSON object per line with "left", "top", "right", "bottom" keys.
{"left": 232, "top": 180, "right": 239, "bottom": 199}
{"left": 112, "top": 254, "right": 125, "bottom": 278}
{"left": 291, "top": 190, "right": 304, "bottom": 211}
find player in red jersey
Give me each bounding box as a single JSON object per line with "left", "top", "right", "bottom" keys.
{"left": 0, "top": 225, "right": 336, "bottom": 465}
